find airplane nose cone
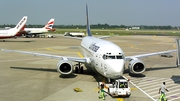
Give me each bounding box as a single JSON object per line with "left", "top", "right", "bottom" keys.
{"left": 106, "top": 60, "right": 125, "bottom": 78}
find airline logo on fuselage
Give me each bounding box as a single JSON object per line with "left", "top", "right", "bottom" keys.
{"left": 17, "top": 18, "right": 26, "bottom": 29}
{"left": 89, "top": 43, "right": 100, "bottom": 52}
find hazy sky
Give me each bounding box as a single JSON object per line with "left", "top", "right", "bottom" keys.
{"left": 1, "top": 0, "right": 180, "bottom": 26}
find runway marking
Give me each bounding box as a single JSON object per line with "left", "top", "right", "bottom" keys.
{"left": 125, "top": 76, "right": 180, "bottom": 101}
{"left": 131, "top": 87, "right": 137, "bottom": 90}
{"left": 94, "top": 88, "right": 99, "bottom": 92}
{"left": 138, "top": 78, "right": 168, "bottom": 87}
{"left": 46, "top": 48, "right": 59, "bottom": 52}
{"left": 123, "top": 76, "right": 156, "bottom": 101}
{"left": 167, "top": 93, "right": 180, "bottom": 101}
{"left": 77, "top": 52, "right": 84, "bottom": 58}
{"left": 116, "top": 98, "right": 123, "bottom": 101}
{"left": 129, "top": 42, "right": 176, "bottom": 52}
{"left": 141, "top": 85, "right": 160, "bottom": 91}
{"left": 46, "top": 48, "right": 77, "bottom": 53}
{"left": 152, "top": 88, "right": 180, "bottom": 97}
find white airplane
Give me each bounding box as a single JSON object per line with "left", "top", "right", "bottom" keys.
{"left": 1, "top": 4, "right": 179, "bottom": 82}
{"left": 24, "top": 18, "right": 55, "bottom": 37}
{"left": 0, "top": 16, "right": 28, "bottom": 40}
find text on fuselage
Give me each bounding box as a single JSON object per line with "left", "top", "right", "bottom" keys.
{"left": 89, "top": 43, "right": 100, "bottom": 52}
{"left": 17, "top": 18, "right": 26, "bottom": 29}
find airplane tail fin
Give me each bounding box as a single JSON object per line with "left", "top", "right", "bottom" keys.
{"left": 86, "top": 4, "right": 92, "bottom": 36}
{"left": 11, "top": 16, "right": 27, "bottom": 36}
{"left": 14, "top": 16, "right": 28, "bottom": 31}
{"left": 43, "top": 18, "right": 55, "bottom": 30}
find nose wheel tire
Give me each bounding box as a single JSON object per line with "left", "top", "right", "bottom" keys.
{"left": 80, "top": 66, "right": 84, "bottom": 74}
{"left": 75, "top": 67, "right": 79, "bottom": 73}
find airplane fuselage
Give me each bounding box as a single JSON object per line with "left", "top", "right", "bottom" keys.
{"left": 81, "top": 36, "right": 125, "bottom": 79}
{"left": 24, "top": 28, "right": 48, "bottom": 34}
{"left": 0, "top": 16, "right": 27, "bottom": 39}
{"left": 0, "top": 28, "right": 17, "bottom": 39}
{"left": 24, "top": 18, "right": 54, "bottom": 35}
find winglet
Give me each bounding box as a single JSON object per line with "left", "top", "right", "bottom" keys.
{"left": 86, "top": 3, "right": 92, "bottom": 36}
{"left": 44, "top": 18, "right": 55, "bottom": 30}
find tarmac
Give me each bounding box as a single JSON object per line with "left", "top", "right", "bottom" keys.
{"left": 0, "top": 35, "right": 180, "bottom": 101}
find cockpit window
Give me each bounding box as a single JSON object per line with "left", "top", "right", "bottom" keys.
{"left": 117, "top": 55, "right": 123, "bottom": 59}
{"left": 102, "top": 54, "right": 124, "bottom": 60}
{"left": 109, "top": 56, "right": 115, "bottom": 59}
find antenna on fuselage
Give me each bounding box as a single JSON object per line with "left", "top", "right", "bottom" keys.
{"left": 86, "top": 3, "right": 92, "bottom": 37}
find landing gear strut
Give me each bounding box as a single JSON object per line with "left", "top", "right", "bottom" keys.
{"left": 74, "top": 62, "right": 84, "bottom": 74}
{"left": 108, "top": 78, "right": 115, "bottom": 83}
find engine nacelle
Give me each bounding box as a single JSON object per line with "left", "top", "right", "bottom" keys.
{"left": 57, "top": 60, "right": 73, "bottom": 75}
{"left": 128, "top": 58, "right": 146, "bottom": 74}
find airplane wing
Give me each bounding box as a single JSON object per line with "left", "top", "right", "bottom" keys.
{"left": 0, "top": 49, "right": 87, "bottom": 63}
{"left": 98, "top": 36, "right": 111, "bottom": 39}
{"left": 125, "top": 50, "right": 177, "bottom": 61}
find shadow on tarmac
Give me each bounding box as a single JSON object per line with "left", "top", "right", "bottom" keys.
{"left": 10, "top": 66, "right": 99, "bottom": 80}
{"left": 146, "top": 66, "right": 177, "bottom": 71}
{"left": 59, "top": 74, "right": 77, "bottom": 78}
{"left": 73, "top": 67, "right": 101, "bottom": 82}
{"left": 10, "top": 66, "right": 57, "bottom": 72}
{"left": 171, "top": 75, "right": 180, "bottom": 84}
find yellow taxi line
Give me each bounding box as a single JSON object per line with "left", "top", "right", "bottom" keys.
{"left": 77, "top": 52, "right": 84, "bottom": 58}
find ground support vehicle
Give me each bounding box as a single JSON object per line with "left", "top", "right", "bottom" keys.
{"left": 98, "top": 79, "right": 131, "bottom": 97}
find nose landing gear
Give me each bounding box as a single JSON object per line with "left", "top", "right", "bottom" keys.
{"left": 74, "top": 62, "right": 84, "bottom": 74}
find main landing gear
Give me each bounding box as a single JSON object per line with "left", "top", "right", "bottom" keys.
{"left": 74, "top": 62, "right": 84, "bottom": 74}
{"left": 108, "top": 78, "right": 115, "bottom": 83}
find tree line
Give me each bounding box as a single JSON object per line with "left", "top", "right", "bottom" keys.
{"left": 0, "top": 23, "right": 179, "bottom": 30}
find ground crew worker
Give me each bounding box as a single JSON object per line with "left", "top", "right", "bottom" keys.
{"left": 158, "top": 82, "right": 169, "bottom": 101}
{"left": 98, "top": 83, "right": 105, "bottom": 100}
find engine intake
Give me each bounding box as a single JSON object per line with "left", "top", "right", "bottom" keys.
{"left": 128, "top": 58, "right": 146, "bottom": 74}
{"left": 57, "top": 60, "right": 73, "bottom": 75}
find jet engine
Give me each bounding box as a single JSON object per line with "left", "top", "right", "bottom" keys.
{"left": 57, "top": 60, "right": 73, "bottom": 75}
{"left": 128, "top": 58, "right": 146, "bottom": 74}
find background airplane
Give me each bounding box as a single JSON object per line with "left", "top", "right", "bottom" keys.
{"left": 24, "top": 18, "right": 55, "bottom": 38}
{"left": 0, "top": 16, "right": 28, "bottom": 41}
{"left": 0, "top": 4, "right": 178, "bottom": 82}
